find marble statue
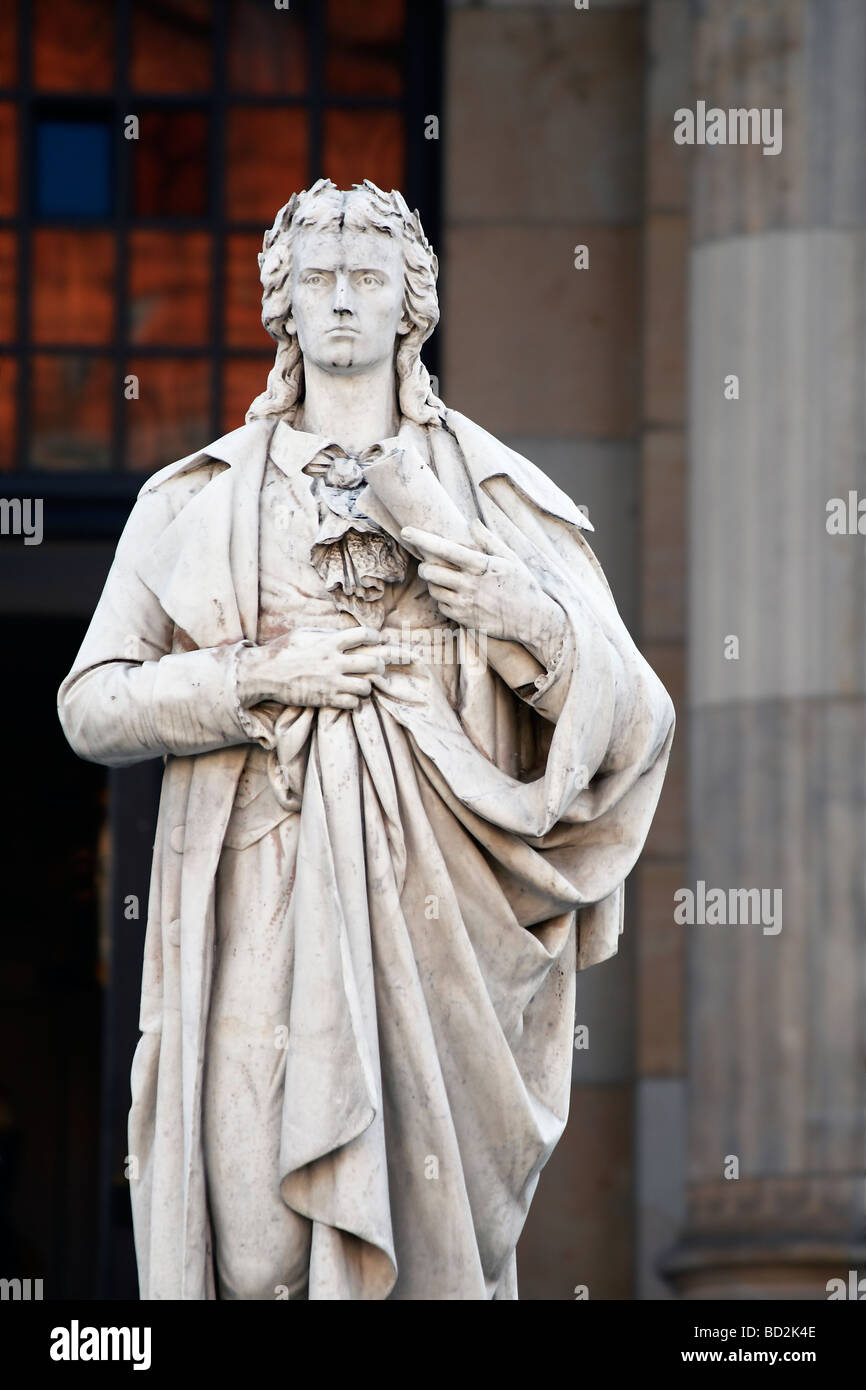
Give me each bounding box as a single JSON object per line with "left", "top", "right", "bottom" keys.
{"left": 57, "top": 179, "right": 675, "bottom": 1301}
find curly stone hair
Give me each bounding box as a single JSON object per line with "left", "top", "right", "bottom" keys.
{"left": 246, "top": 178, "right": 446, "bottom": 427}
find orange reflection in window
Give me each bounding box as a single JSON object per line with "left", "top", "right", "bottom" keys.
{"left": 32, "top": 231, "right": 115, "bottom": 345}
{"left": 34, "top": 0, "right": 114, "bottom": 92}
{"left": 0, "top": 359, "right": 17, "bottom": 470}
{"left": 129, "top": 231, "right": 210, "bottom": 345}
{"left": 326, "top": 0, "right": 404, "bottom": 96}
{"left": 322, "top": 110, "right": 404, "bottom": 194}
{"left": 31, "top": 354, "right": 113, "bottom": 471}
{"left": 0, "top": 105, "right": 17, "bottom": 217}
{"left": 226, "top": 234, "right": 269, "bottom": 347}
{"left": 221, "top": 355, "right": 272, "bottom": 435}
{"left": 0, "top": 232, "right": 17, "bottom": 342}
{"left": 228, "top": 0, "right": 307, "bottom": 95}
{"left": 133, "top": 110, "right": 209, "bottom": 218}
{"left": 328, "top": 0, "right": 404, "bottom": 41}
{"left": 131, "top": 0, "right": 213, "bottom": 93}
{"left": 0, "top": 2, "right": 17, "bottom": 87}
{"left": 125, "top": 357, "right": 210, "bottom": 472}
{"left": 227, "top": 108, "right": 307, "bottom": 222}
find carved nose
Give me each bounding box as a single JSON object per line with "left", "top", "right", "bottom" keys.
{"left": 332, "top": 274, "right": 355, "bottom": 315}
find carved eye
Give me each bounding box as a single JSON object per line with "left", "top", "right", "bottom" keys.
{"left": 360, "top": 274, "right": 380, "bottom": 287}
{"left": 304, "top": 273, "right": 324, "bottom": 286}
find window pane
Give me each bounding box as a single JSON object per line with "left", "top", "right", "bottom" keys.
{"left": 0, "top": 1, "right": 17, "bottom": 87}
{"left": 226, "top": 234, "right": 269, "bottom": 347}
{"left": 325, "top": 0, "right": 404, "bottom": 96}
{"left": 227, "top": 108, "right": 307, "bottom": 223}
{"left": 34, "top": 0, "right": 114, "bottom": 93}
{"left": 31, "top": 354, "right": 113, "bottom": 471}
{"left": 228, "top": 0, "right": 308, "bottom": 95}
{"left": 132, "top": 110, "right": 209, "bottom": 218}
{"left": 0, "top": 105, "right": 17, "bottom": 217}
{"left": 35, "top": 118, "right": 113, "bottom": 219}
{"left": 322, "top": 110, "right": 404, "bottom": 193}
{"left": 131, "top": 0, "right": 213, "bottom": 93}
{"left": 125, "top": 357, "right": 210, "bottom": 472}
{"left": 0, "top": 359, "right": 16, "bottom": 470}
{"left": 129, "top": 231, "right": 210, "bottom": 345}
{"left": 221, "top": 355, "right": 272, "bottom": 435}
{"left": 0, "top": 232, "right": 16, "bottom": 342}
{"left": 32, "top": 231, "right": 115, "bottom": 345}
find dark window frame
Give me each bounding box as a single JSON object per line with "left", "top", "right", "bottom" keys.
{"left": 0, "top": 0, "right": 444, "bottom": 537}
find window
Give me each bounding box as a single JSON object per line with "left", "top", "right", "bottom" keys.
{"left": 0, "top": 0, "right": 442, "bottom": 487}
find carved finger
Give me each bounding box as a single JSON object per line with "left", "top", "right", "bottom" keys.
{"left": 336, "top": 626, "right": 382, "bottom": 649}
{"left": 341, "top": 676, "right": 373, "bottom": 696}
{"left": 342, "top": 652, "right": 386, "bottom": 675}
{"left": 427, "top": 583, "right": 463, "bottom": 606}
{"left": 402, "top": 528, "right": 487, "bottom": 575}
{"left": 418, "top": 562, "right": 466, "bottom": 591}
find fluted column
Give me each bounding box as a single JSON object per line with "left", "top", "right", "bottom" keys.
{"left": 663, "top": 0, "right": 866, "bottom": 1298}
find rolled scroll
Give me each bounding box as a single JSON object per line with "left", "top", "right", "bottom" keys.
{"left": 362, "top": 446, "right": 546, "bottom": 691}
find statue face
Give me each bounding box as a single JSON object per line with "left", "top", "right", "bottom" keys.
{"left": 287, "top": 224, "right": 409, "bottom": 376}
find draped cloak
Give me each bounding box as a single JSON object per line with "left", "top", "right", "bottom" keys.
{"left": 57, "top": 408, "right": 675, "bottom": 1300}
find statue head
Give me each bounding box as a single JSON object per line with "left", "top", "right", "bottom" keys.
{"left": 247, "top": 178, "right": 445, "bottom": 428}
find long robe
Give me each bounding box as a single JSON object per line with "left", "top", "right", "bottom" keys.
{"left": 57, "top": 408, "right": 675, "bottom": 1300}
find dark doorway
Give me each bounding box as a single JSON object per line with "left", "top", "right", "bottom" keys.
{"left": 0, "top": 615, "right": 105, "bottom": 1299}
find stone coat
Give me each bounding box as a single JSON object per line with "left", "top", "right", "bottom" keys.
{"left": 57, "top": 409, "right": 675, "bottom": 1300}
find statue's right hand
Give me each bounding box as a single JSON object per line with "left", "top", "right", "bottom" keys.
{"left": 236, "top": 626, "right": 411, "bottom": 711}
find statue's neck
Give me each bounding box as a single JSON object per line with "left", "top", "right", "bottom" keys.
{"left": 296, "top": 356, "right": 400, "bottom": 454}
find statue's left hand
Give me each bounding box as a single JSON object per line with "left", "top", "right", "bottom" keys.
{"left": 403, "top": 520, "right": 566, "bottom": 668}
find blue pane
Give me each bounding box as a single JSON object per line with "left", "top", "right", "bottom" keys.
{"left": 36, "top": 120, "right": 113, "bottom": 218}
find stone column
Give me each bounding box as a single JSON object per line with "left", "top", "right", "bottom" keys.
{"left": 662, "top": 0, "right": 866, "bottom": 1298}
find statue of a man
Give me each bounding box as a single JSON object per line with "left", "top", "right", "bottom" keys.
{"left": 58, "top": 179, "right": 674, "bottom": 1301}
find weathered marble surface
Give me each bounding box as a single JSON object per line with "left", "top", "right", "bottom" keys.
{"left": 58, "top": 180, "right": 674, "bottom": 1300}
